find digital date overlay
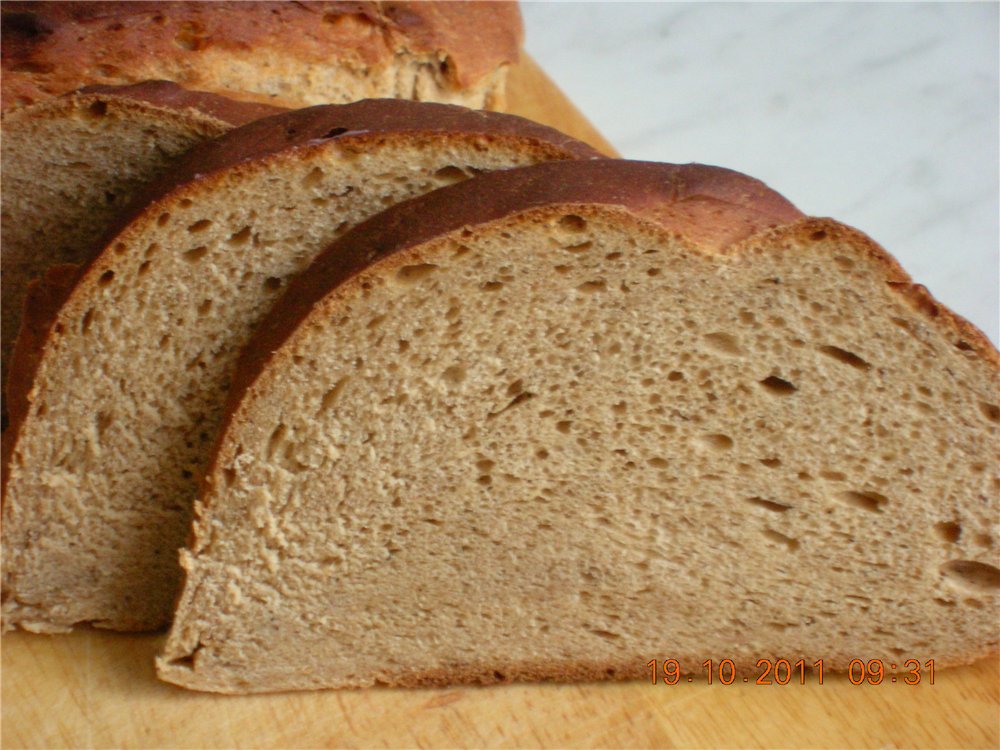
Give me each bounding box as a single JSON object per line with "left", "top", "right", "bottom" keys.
{"left": 647, "top": 658, "right": 936, "bottom": 686}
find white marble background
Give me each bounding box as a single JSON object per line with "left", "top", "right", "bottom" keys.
{"left": 523, "top": 2, "right": 999, "bottom": 345}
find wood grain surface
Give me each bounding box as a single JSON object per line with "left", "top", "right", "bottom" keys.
{"left": 2, "top": 56, "right": 998, "bottom": 750}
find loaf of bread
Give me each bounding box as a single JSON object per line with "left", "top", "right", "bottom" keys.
{"left": 157, "top": 159, "right": 999, "bottom": 693}
{"left": 0, "top": 101, "right": 598, "bottom": 633}
{"left": 1, "top": 2, "right": 522, "bottom": 112}
{"left": 1, "top": 81, "right": 283, "bottom": 420}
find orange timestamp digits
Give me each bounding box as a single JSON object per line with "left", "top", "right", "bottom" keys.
{"left": 647, "top": 658, "right": 936, "bottom": 685}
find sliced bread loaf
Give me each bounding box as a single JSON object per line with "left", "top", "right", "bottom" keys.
{"left": 158, "top": 159, "right": 999, "bottom": 693}
{"left": 1, "top": 81, "right": 283, "bottom": 418}
{"left": 1, "top": 2, "right": 522, "bottom": 112}
{"left": 1, "top": 101, "right": 598, "bottom": 633}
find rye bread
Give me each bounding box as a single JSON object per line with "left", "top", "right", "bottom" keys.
{"left": 1, "top": 81, "right": 283, "bottom": 418}
{"left": 158, "top": 159, "right": 999, "bottom": 692}
{"left": 1, "top": 101, "right": 598, "bottom": 633}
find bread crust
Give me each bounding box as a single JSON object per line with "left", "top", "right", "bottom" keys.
{"left": 1, "top": 102, "right": 599, "bottom": 501}
{"left": 1, "top": 1, "right": 523, "bottom": 110}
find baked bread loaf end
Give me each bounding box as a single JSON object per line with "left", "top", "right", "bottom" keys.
{"left": 159, "top": 159, "right": 999, "bottom": 693}
{"left": 1, "top": 2, "right": 522, "bottom": 111}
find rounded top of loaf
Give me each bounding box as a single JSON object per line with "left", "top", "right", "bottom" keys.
{"left": 1, "top": 1, "right": 523, "bottom": 110}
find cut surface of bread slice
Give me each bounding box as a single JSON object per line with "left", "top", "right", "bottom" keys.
{"left": 158, "top": 159, "right": 999, "bottom": 693}
{"left": 1, "top": 2, "right": 522, "bottom": 112}
{"left": 1, "top": 101, "right": 598, "bottom": 633}
{"left": 1, "top": 81, "right": 283, "bottom": 416}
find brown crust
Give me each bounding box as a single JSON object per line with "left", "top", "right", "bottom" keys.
{"left": 0, "top": 101, "right": 598, "bottom": 505}
{"left": 73, "top": 80, "right": 286, "bottom": 127}
{"left": 215, "top": 158, "right": 999, "bottom": 480}
{"left": 1, "top": 265, "right": 82, "bottom": 494}
{"left": 1, "top": 1, "right": 523, "bottom": 110}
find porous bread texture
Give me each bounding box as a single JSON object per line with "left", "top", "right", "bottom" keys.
{"left": 0, "top": 107, "right": 593, "bottom": 634}
{"left": 1, "top": 2, "right": 522, "bottom": 112}
{"left": 0, "top": 83, "right": 281, "bottom": 418}
{"left": 159, "top": 162, "right": 999, "bottom": 693}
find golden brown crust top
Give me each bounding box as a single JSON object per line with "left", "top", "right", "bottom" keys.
{"left": 1, "top": 1, "right": 523, "bottom": 110}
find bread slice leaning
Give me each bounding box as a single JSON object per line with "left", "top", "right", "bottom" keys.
{"left": 1, "top": 101, "right": 598, "bottom": 633}
{"left": 158, "top": 159, "right": 999, "bottom": 693}
{"left": 1, "top": 81, "right": 283, "bottom": 417}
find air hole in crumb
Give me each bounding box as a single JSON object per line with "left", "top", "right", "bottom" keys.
{"left": 228, "top": 226, "right": 252, "bottom": 245}
{"left": 183, "top": 246, "right": 208, "bottom": 263}
{"left": 835, "top": 490, "right": 888, "bottom": 513}
{"left": 187, "top": 219, "right": 212, "bottom": 233}
{"left": 558, "top": 215, "right": 587, "bottom": 232}
{"left": 138, "top": 261, "right": 151, "bottom": 277}
{"left": 759, "top": 457, "right": 782, "bottom": 468}
{"left": 819, "top": 345, "right": 871, "bottom": 371}
{"left": 197, "top": 299, "right": 212, "bottom": 317}
{"left": 763, "top": 529, "right": 799, "bottom": 551}
{"left": 648, "top": 457, "right": 668, "bottom": 469}
{"left": 87, "top": 101, "right": 108, "bottom": 118}
{"left": 606, "top": 251, "right": 622, "bottom": 260}
{"left": 179, "top": 198, "right": 193, "bottom": 209}
{"left": 536, "top": 448, "right": 549, "bottom": 459}
{"left": 955, "top": 340, "right": 973, "bottom": 352}
{"left": 98, "top": 270, "right": 115, "bottom": 286}
{"left": 819, "top": 470, "right": 846, "bottom": 481}
{"left": 746, "top": 497, "right": 791, "bottom": 513}
{"left": 940, "top": 560, "right": 1000, "bottom": 592}
{"left": 667, "top": 371, "right": 684, "bottom": 381}
{"left": 810, "top": 230, "right": 827, "bottom": 241}
{"left": 322, "top": 127, "right": 348, "bottom": 138}
{"left": 647, "top": 268, "right": 662, "bottom": 277}
{"left": 760, "top": 376, "right": 797, "bottom": 395}
{"left": 553, "top": 264, "right": 571, "bottom": 274}
{"left": 481, "top": 281, "right": 504, "bottom": 291}
{"left": 263, "top": 277, "right": 282, "bottom": 291}
{"left": 833, "top": 255, "right": 854, "bottom": 269}
{"left": 395, "top": 263, "right": 438, "bottom": 284}
{"left": 442, "top": 365, "right": 466, "bottom": 385}
{"left": 934, "top": 522, "right": 962, "bottom": 544}
{"left": 476, "top": 459, "right": 495, "bottom": 474}
{"left": 563, "top": 241, "right": 592, "bottom": 253}
{"left": 590, "top": 629, "right": 621, "bottom": 640}
{"left": 703, "top": 332, "right": 743, "bottom": 356}
{"left": 267, "top": 424, "right": 287, "bottom": 459}
{"left": 434, "top": 165, "right": 466, "bottom": 184}
{"left": 979, "top": 402, "right": 1000, "bottom": 423}
{"left": 302, "top": 167, "right": 324, "bottom": 188}
{"left": 556, "top": 420, "right": 572, "bottom": 434}
{"left": 81, "top": 308, "right": 94, "bottom": 334}
{"left": 577, "top": 280, "right": 606, "bottom": 293}
{"left": 693, "top": 434, "right": 733, "bottom": 451}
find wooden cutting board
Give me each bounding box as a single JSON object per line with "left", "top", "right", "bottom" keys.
{"left": 2, "top": 57, "right": 997, "bottom": 750}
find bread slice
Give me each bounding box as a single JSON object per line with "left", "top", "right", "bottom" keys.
{"left": 2, "top": 2, "right": 522, "bottom": 112}
{"left": 1, "top": 101, "right": 598, "bottom": 633}
{"left": 1, "top": 81, "right": 283, "bottom": 420}
{"left": 157, "top": 159, "right": 999, "bottom": 693}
